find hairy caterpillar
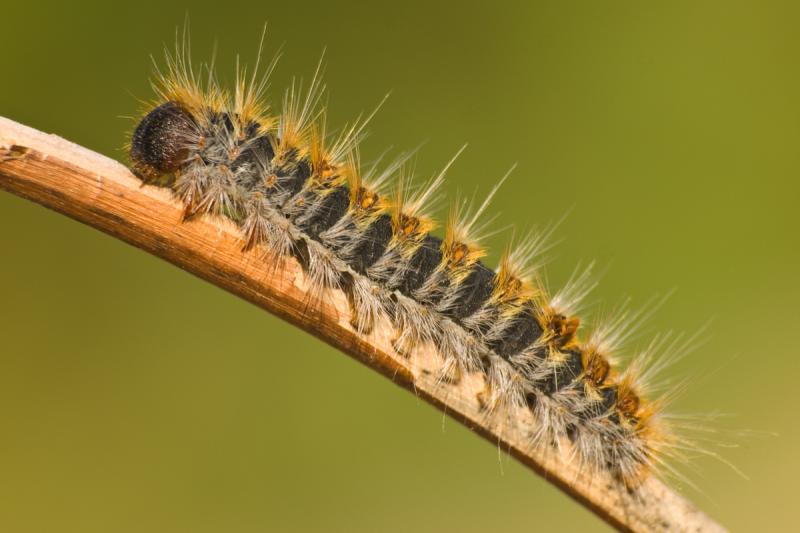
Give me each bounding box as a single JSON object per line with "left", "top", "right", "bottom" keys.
{"left": 127, "top": 32, "right": 693, "bottom": 493}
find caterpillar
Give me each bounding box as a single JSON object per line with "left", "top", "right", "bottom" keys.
{"left": 128, "top": 32, "right": 689, "bottom": 492}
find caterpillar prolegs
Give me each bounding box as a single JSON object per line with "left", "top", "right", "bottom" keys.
{"left": 129, "top": 37, "right": 681, "bottom": 489}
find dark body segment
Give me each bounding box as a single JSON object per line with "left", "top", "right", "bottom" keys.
{"left": 283, "top": 157, "right": 313, "bottom": 200}
{"left": 488, "top": 307, "right": 543, "bottom": 359}
{"left": 540, "top": 348, "right": 584, "bottom": 395}
{"left": 599, "top": 386, "right": 618, "bottom": 413}
{"left": 444, "top": 261, "right": 496, "bottom": 321}
{"left": 296, "top": 186, "right": 351, "bottom": 240}
{"left": 232, "top": 134, "right": 277, "bottom": 190}
{"left": 397, "top": 235, "right": 444, "bottom": 296}
{"left": 348, "top": 214, "right": 394, "bottom": 274}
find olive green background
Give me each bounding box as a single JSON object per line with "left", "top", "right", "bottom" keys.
{"left": 1, "top": 1, "right": 797, "bottom": 531}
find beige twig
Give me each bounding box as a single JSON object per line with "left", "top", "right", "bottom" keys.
{"left": 0, "top": 116, "right": 725, "bottom": 532}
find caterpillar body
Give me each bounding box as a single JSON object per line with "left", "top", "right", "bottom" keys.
{"left": 128, "top": 37, "right": 681, "bottom": 491}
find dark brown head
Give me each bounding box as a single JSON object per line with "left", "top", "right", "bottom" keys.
{"left": 129, "top": 101, "right": 196, "bottom": 181}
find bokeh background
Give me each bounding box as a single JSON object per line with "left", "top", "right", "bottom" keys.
{"left": 1, "top": 1, "right": 798, "bottom": 531}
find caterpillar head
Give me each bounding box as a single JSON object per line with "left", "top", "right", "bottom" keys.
{"left": 130, "top": 101, "right": 197, "bottom": 181}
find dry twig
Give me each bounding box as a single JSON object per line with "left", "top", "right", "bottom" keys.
{"left": 0, "top": 116, "right": 725, "bottom": 532}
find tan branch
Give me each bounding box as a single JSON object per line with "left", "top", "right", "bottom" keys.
{"left": 0, "top": 116, "right": 725, "bottom": 532}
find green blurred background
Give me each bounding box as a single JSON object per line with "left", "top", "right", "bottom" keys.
{"left": 1, "top": 1, "right": 797, "bottom": 531}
